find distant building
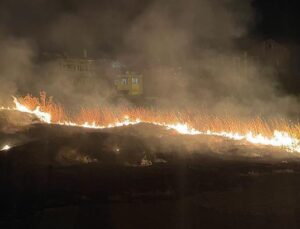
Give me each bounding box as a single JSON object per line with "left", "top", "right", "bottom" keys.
{"left": 41, "top": 51, "right": 144, "bottom": 97}
{"left": 58, "top": 57, "right": 96, "bottom": 76}
{"left": 114, "top": 71, "right": 143, "bottom": 96}
{"left": 41, "top": 50, "right": 97, "bottom": 77}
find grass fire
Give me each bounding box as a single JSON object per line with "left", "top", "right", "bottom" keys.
{"left": 3, "top": 0, "right": 300, "bottom": 227}
{"left": 2, "top": 91, "right": 300, "bottom": 153}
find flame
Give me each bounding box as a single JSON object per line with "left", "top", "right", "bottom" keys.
{"left": 164, "top": 123, "right": 300, "bottom": 153}
{"left": 165, "top": 123, "right": 201, "bottom": 135}
{"left": 1, "top": 145, "right": 11, "bottom": 151}
{"left": 13, "top": 97, "right": 51, "bottom": 123}
{"left": 2, "top": 96, "right": 300, "bottom": 154}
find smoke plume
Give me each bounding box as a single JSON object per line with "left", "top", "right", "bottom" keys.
{"left": 0, "top": 0, "right": 299, "bottom": 118}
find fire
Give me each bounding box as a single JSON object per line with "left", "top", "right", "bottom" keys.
{"left": 1, "top": 145, "right": 11, "bottom": 151}
{"left": 13, "top": 97, "right": 51, "bottom": 123}
{"left": 163, "top": 124, "right": 300, "bottom": 153}
{"left": 2, "top": 92, "right": 300, "bottom": 153}
{"left": 165, "top": 123, "right": 201, "bottom": 135}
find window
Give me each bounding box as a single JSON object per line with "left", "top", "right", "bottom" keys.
{"left": 132, "top": 78, "right": 139, "bottom": 84}
{"left": 122, "top": 78, "right": 128, "bottom": 85}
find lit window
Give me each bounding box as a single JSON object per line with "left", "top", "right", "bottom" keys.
{"left": 132, "top": 78, "right": 139, "bottom": 84}
{"left": 122, "top": 78, "right": 128, "bottom": 84}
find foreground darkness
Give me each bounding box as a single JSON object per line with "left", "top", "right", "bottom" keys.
{"left": 1, "top": 111, "right": 300, "bottom": 228}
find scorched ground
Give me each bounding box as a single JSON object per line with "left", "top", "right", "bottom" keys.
{"left": 1, "top": 95, "right": 300, "bottom": 228}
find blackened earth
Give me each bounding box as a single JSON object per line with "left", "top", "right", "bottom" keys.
{"left": 1, "top": 110, "right": 300, "bottom": 228}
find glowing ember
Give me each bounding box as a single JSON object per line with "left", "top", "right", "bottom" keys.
{"left": 1, "top": 145, "right": 11, "bottom": 151}
{"left": 2, "top": 94, "right": 300, "bottom": 154}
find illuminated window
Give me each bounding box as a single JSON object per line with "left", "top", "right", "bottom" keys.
{"left": 122, "top": 78, "right": 128, "bottom": 84}
{"left": 132, "top": 78, "right": 139, "bottom": 84}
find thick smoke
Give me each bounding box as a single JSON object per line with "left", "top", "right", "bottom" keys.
{"left": 122, "top": 0, "right": 299, "bottom": 117}
{"left": 0, "top": 0, "right": 299, "bottom": 118}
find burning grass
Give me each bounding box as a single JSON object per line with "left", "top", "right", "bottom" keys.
{"left": 18, "top": 91, "right": 65, "bottom": 122}
{"left": 16, "top": 91, "right": 300, "bottom": 139}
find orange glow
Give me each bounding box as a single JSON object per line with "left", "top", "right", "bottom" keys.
{"left": 1, "top": 145, "right": 11, "bottom": 151}
{"left": 13, "top": 97, "right": 51, "bottom": 123}
{"left": 2, "top": 92, "right": 300, "bottom": 153}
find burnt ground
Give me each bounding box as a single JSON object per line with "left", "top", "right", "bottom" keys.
{"left": 1, "top": 111, "right": 300, "bottom": 228}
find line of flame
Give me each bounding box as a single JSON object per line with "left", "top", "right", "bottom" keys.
{"left": 1, "top": 97, "right": 300, "bottom": 153}
{"left": 12, "top": 97, "right": 51, "bottom": 123}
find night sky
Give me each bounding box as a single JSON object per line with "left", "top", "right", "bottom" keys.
{"left": 253, "top": 0, "right": 300, "bottom": 42}
{"left": 1, "top": 0, "right": 300, "bottom": 50}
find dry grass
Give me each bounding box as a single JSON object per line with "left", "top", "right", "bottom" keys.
{"left": 18, "top": 91, "right": 66, "bottom": 123}
{"left": 17, "top": 92, "right": 300, "bottom": 138}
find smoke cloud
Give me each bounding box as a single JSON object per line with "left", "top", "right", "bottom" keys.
{"left": 0, "top": 0, "right": 299, "bottom": 118}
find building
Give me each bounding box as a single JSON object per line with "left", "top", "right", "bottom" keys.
{"left": 58, "top": 57, "right": 96, "bottom": 76}
{"left": 41, "top": 51, "right": 144, "bottom": 98}
{"left": 114, "top": 71, "right": 143, "bottom": 96}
